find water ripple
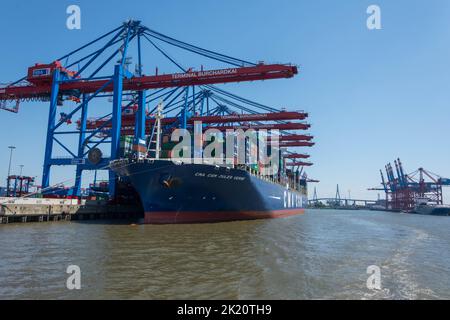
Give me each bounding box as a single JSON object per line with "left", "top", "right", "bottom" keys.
{"left": 0, "top": 210, "right": 449, "bottom": 299}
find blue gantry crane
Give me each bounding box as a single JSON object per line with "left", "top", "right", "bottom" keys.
{"left": 0, "top": 20, "right": 315, "bottom": 199}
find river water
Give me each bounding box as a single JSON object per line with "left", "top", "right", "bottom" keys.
{"left": 0, "top": 209, "right": 449, "bottom": 299}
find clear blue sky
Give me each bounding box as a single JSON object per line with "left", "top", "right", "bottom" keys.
{"left": 0, "top": 0, "right": 449, "bottom": 201}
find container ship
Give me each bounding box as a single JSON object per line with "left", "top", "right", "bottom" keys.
{"left": 109, "top": 104, "right": 314, "bottom": 224}
{"left": 111, "top": 158, "right": 308, "bottom": 224}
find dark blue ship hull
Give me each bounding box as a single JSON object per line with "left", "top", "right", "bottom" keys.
{"left": 111, "top": 159, "right": 307, "bottom": 224}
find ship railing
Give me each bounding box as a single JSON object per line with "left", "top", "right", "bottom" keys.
{"left": 244, "top": 166, "right": 287, "bottom": 187}
{"left": 135, "top": 157, "right": 238, "bottom": 170}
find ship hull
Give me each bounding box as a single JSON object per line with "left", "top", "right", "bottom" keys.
{"left": 111, "top": 159, "right": 307, "bottom": 224}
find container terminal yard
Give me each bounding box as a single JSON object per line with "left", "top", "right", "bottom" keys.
{"left": 0, "top": 20, "right": 316, "bottom": 224}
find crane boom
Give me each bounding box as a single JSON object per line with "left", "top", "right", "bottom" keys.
{"left": 269, "top": 134, "right": 313, "bottom": 142}
{"left": 118, "top": 122, "right": 310, "bottom": 136}
{"left": 286, "top": 162, "right": 313, "bottom": 167}
{"left": 0, "top": 64, "right": 298, "bottom": 101}
{"left": 84, "top": 111, "right": 308, "bottom": 129}
{"left": 284, "top": 153, "right": 310, "bottom": 159}
{"left": 278, "top": 141, "right": 315, "bottom": 147}
{"left": 205, "top": 122, "right": 310, "bottom": 131}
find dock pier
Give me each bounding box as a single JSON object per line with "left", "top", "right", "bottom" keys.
{"left": 0, "top": 197, "right": 142, "bottom": 224}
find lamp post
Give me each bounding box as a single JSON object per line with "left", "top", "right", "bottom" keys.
{"left": 7, "top": 146, "right": 15, "bottom": 178}
{"left": 19, "top": 165, "right": 24, "bottom": 176}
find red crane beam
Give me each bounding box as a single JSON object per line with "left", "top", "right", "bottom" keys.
{"left": 121, "top": 123, "right": 314, "bottom": 135}
{"left": 117, "top": 122, "right": 310, "bottom": 136}
{"left": 0, "top": 64, "right": 298, "bottom": 101}
{"left": 84, "top": 111, "right": 308, "bottom": 129}
{"left": 286, "top": 162, "right": 313, "bottom": 167}
{"left": 284, "top": 153, "right": 310, "bottom": 159}
{"left": 205, "top": 122, "right": 310, "bottom": 131}
{"left": 279, "top": 141, "right": 315, "bottom": 147}
{"left": 268, "top": 134, "right": 313, "bottom": 142}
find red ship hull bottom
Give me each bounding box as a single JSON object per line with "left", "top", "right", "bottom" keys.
{"left": 144, "top": 208, "right": 305, "bottom": 224}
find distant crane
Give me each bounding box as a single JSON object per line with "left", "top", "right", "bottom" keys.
{"left": 369, "top": 158, "right": 450, "bottom": 211}
{"left": 0, "top": 20, "right": 314, "bottom": 199}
